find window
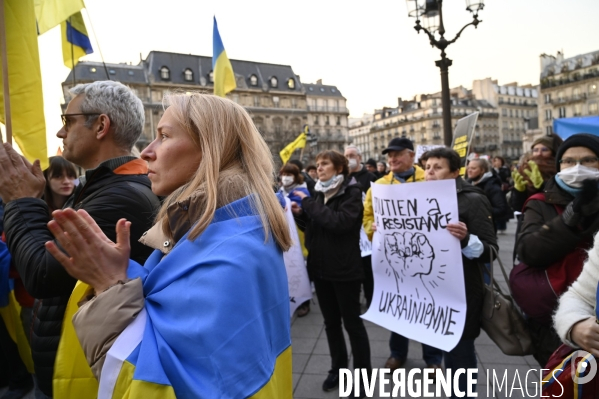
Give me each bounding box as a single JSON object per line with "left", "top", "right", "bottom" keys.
{"left": 253, "top": 96, "right": 259, "bottom": 107}
{"left": 325, "top": 116, "right": 329, "bottom": 125}
{"left": 502, "top": 108, "right": 507, "bottom": 116}
{"left": 558, "top": 91, "right": 564, "bottom": 101}
{"left": 590, "top": 84, "right": 598, "bottom": 94}
{"left": 269, "top": 76, "right": 278, "bottom": 88}
{"left": 287, "top": 78, "right": 295, "bottom": 90}
{"left": 558, "top": 107, "right": 566, "bottom": 118}
{"left": 545, "top": 109, "right": 552, "bottom": 121}
{"left": 184, "top": 68, "right": 193, "bottom": 82}
{"left": 90, "top": 67, "right": 97, "bottom": 73}
{"left": 208, "top": 71, "right": 214, "bottom": 83}
{"left": 291, "top": 97, "right": 297, "bottom": 108}
{"left": 336, "top": 116, "right": 341, "bottom": 126}
{"left": 128, "top": 70, "right": 134, "bottom": 76}
{"left": 109, "top": 69, "right": 116, "bottom": 75}
{"left": 546, "top": 126, "right": 553, "bottom": 135}
{"left": 509, "top": 109, "right": 513, "bottom": 117}
{"left": 249, "top": 75, "right": 258, "bottom": 86}
{"left": 574, "top": 104, "right": 582, "bottom": 116}
{"left": 544, "top": 94, "right": 551, "bottom": 104}
{"left": 160, "top": 66, "right": 170, "bottom": 80}
{"left": 590, "top": 103, "right": 598, "bottom": 114}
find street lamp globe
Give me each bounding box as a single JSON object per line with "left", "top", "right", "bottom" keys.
{"left": 465, "top": 0, "right": 484, "bottom": 14}
{"left": 405, "top": 0, "right": 425, "bottom": 19}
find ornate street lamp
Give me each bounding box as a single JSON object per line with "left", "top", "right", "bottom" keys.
{"left": 406, "top": 0, "right": 484, "bottom": 146}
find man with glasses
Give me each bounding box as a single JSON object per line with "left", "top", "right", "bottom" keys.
{"left": 362, "top": 137, "right": 444, "bottom": 373}
{"left": 0, "top": 81, "right": 160, "bottom": 398}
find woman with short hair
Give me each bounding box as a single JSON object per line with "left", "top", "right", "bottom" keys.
{"left": 292, "top": 150, "right": 371, "bottom": 397}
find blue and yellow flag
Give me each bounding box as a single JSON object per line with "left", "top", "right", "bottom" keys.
{"left": 212, "top": 17, "right": 236, "bottom": 97}
{"left": 0, "top": 0, "right": 48, "bottom": 168}
{"left": 56, "top": 196, "right": 292, "bottom": 398}
{"left": 61, "top": 11, "right": 93, "bottom": 68}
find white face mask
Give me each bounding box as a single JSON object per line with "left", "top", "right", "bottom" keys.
{"left": 281, "top": 176, "right": 295, "bottom": 187}
{"left": 348, "top": 158, "right": 358, "bottom": 170}
{"left": 557, "top": 164, "right": 599, "bottom": 188}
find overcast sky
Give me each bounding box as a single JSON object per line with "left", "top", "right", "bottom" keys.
{"left": 35, "top": 0, "right": 599, "bottom": 155}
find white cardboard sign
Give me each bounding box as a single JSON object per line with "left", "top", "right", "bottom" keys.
{"left": 361, "top": 180, "right": 466, "bottom": 351}
{"left": 282, "top": 197, "right": 312, "bottom": 316}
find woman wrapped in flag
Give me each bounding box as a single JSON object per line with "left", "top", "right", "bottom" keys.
{"left": 44, "top": 93, "right": 293, "bottom": 398}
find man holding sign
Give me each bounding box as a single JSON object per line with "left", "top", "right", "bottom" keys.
{"left": 422, "top": 148, "right": 497, "bottom": 398}
{"left": 362, "top": 137, "right": 444, "bottom": 372}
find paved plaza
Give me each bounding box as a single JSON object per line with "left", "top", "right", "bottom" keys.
{"left": 291, "top": 220, "right": 544, "bottom": 399}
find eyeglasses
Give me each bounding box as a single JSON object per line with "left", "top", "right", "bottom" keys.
{"left": 558, "top": 157, "right": 599, "bottom": 167}
{"left": 60, "top": 113, "right": 101, "bottom": 129}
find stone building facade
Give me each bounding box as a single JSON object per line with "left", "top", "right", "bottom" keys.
{"left": 349, "top": 78, "right": 538, "bottom": 163}
{"left": 538, "top": 50, "right": 599, "bottom": 136}
{"left": 61, "top": 51, "right": 348, "bottom": 167}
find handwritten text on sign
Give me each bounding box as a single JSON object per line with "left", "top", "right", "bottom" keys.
{"left": 362, "top": 180, "right": 466, "bottom": 351}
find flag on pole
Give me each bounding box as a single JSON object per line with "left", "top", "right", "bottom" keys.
{"left": 61, "top": 11, "right": 92, "bottom": 68}
{"left": 212, "top": 17, "right": 236, "bottom": 97}
{"left": 0, "top": 0, "right": 48, "bottom": 168}
{"left": 34, "top": 0, "right": 84, "bottom": 34}
{"left": 279, "top": 133, "right": 307, "bottom": 164}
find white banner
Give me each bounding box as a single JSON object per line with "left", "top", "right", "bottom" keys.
{"left": 361, "top": 180, "right": 466, "bottom": 351}
{"left": 282, "top": 198, "right": 312, "bottom": 316}
{"left": 360, "top": 191, "right": 372, "bottom": 257}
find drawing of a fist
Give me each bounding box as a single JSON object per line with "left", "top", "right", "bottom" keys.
{"left": 384, "top": 232, "right": 435, "bottom": 278}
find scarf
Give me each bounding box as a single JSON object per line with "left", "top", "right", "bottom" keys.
{"left": 315, "top": 175, "right": 344, "bottom": 193}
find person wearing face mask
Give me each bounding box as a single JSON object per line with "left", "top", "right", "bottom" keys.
{"left": 278, "top": 163, "right": 312, "bottom": 317}
{"left": 515, "top": 133, "right": 599, "bottom": 366}
{"left": 278, "top": 163, "right": 310, "bottom": 206}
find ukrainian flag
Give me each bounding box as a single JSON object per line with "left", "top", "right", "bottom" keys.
{"left": 56, "top": 195, "right": 292, "bottom": 398}
{"left": 280, "top": 132, "right": 307, "bottom": 164}
{"left": 61, "top": 11, "right": 93, "bottom": 69}
{"left": 212, "top": 17, "right": 236, "bottom": 97}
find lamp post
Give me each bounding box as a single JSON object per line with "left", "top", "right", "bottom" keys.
{"left": 406, "top": 0, "right": 484, "bottom": 146}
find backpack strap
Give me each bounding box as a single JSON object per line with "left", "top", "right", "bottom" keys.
{"left": 522, "top": 192, "right": 564, "bottom": 215}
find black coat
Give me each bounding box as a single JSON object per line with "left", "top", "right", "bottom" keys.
{"left": 4, "top": 163, "right": 160, "bottom": 396}
{"left": 296, "top": 177, "right": 364, "bottom": 281}
{"left": 455, "top": 178, "right": 499, "bottom": 339}
{"left": 516, "top": 178, "right": 599, "bottom": 268}
{"left": 473, "top": 174, "right": 510, "bottom": 224}
{"left": 349, "top": 166, "right": 377, "bottom": 195}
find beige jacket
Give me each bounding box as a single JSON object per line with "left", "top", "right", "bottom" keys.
{"left": 72, "top": 167, "right": 249, "bottom": 380}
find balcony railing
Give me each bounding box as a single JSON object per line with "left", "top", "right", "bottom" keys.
{"left": 307, "top": 105, "right": 349, "bottom": 113}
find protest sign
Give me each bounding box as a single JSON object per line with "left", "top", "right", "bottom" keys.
{"left": 361, "top": 180, "right": 466, "bottom": 351}
{"left": 451, "top": 112, "right": 479, "bottom": 176}
{"left": 360, "top": 192, "right": 372, "bottom": 257}
{"left": 282, "top": 197, "right": 312, "bottom": 316}
{"left": 415, "top": 145, "right": 444, "bottom": 163}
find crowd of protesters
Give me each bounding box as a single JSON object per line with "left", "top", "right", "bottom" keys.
{"left": 1, "top": 79, "right": 599, "bottom": 398}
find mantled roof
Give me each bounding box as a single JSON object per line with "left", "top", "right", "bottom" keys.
{"left": 304, "top": 83, "right": 344, "bottom": 98}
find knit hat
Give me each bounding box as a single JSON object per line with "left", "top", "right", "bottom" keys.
{"left": 531, "top": 134, "right": 562, "bottom": 156}
{"left": 365, "top": 158, "right": 377, "bottom": 168}
{"left": 555, "top": 133, "right": 599, "bottom": 171}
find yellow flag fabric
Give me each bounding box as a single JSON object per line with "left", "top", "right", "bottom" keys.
{"left": 279, "top": 133, "right": 306, "bottom": 164}
{"left": 212, "top": 17, "right": 236, "bottom": 97}
{"left": 0, "top": 0, "right": 48, "bottom": 169}
{"left": 53, "top": 281, "right": 98, "bottom": 398}
{"left": 0, "top": 292, "right": 34, "bottom": 373}
{"left": 34, "top": 0, "right": 84, "bottom": 34}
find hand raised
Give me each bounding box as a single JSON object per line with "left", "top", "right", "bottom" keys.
{"left": 0, "top": 143, "right": 46, "bottom": 202}
{"left": 45, "top": 209, "right": 131, "bottom": 294}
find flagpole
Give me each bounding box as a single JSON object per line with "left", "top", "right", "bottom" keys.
{"left": 69, "top": 17, "right": 76, "bottom": 85}
{"left": 0, "top": 0, "right": 12, "bottom": 144}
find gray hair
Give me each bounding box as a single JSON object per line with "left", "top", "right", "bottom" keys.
{"left": 345, "top": 145, "right": 361, "bottom": 156}
{"left": 70, "top": 81, "right": 145, "bottom": 151}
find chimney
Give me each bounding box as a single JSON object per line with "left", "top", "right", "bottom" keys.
{"left": 316, "top": 79, "right": 322, "bottom": 85}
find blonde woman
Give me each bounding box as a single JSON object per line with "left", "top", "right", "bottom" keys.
{"left": 45, "top": 93, "right": 293, "bottom": 398}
